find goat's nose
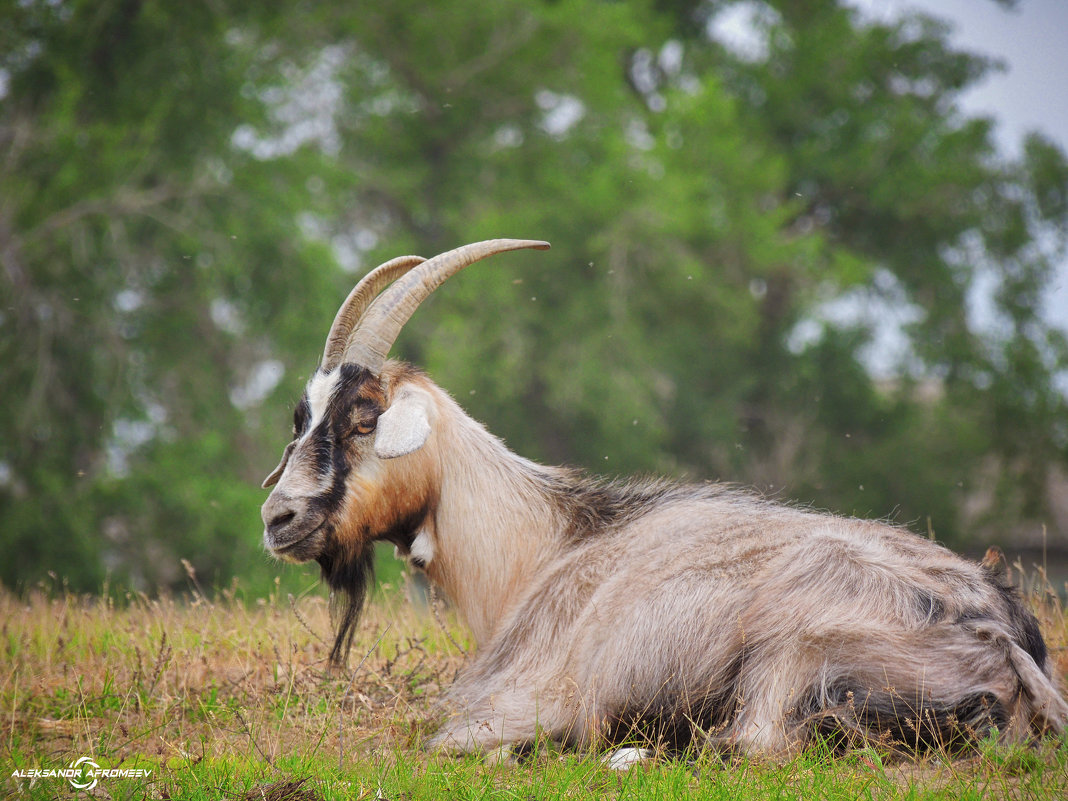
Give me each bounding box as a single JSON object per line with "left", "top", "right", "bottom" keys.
{"left": 260, "top": 492, "right": 325, "bottom": 557}
{"left": 268, "top": 510, "right": 296, "bottom": 532}
{"left": 261, "top": 493, "right": 298, "bottom": 534}
{"left": 262, "top": 496, "right": 302, "bottom": 551}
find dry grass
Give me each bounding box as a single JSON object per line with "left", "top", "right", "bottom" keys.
{"left": 2, "top": 582, "right": 465, "bottom": 763}
{"left": 1, "top": 579, "right": 471, "bottom": 798}
{"left": 2, "top": 568, "right": 1067, "bottom": 799}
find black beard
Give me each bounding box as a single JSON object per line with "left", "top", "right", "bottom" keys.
{"left": 317, "top": 542, "right": 376, "bottom": 668}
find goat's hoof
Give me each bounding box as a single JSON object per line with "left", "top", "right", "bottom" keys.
{"left": 483, "top": 746, "right": 518, "bottom": 767}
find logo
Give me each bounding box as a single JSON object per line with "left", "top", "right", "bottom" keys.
{"left": 10, "top": 755, "right": 152, "bottom": 790}
{"left": 69, "top": 756, "right": 101, "bottom": 790}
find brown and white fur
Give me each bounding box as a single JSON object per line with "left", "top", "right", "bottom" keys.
{"left": 261, "top": 243, "right": 1067, "bottom": 758}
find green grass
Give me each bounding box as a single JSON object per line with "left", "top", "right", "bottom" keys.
{"left": 2, "top": 575, "right": 1067, "bottom": 800}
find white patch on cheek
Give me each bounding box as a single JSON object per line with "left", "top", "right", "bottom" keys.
{"left": 347, "top": 459, "right": 383, "bottom": 495}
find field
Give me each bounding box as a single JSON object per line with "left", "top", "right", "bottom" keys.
{"left": 3, "top": 567, "right": 1068, "bottom": 800}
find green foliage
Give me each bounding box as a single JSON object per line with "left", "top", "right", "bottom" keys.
{"left": 2, "top": 0, "right": 1067, "bottom": 593}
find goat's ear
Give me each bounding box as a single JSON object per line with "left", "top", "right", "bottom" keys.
{"left": 261, "top": 441, "right": 295, "bottom": 488}
{"left": 375, "top": 387, "right": 433, "bottom": 459}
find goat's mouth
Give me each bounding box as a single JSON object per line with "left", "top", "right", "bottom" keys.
{"left": 264, "top": 523, "right": 327, "bottom": 563}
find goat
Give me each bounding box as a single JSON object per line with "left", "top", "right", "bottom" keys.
{"left": 260, "top": 239, "right": 1067, "bottom": 757}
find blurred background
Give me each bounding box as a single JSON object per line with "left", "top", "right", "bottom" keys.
{"left": 2, "top": 0, "right": 1066, "bottom": 598}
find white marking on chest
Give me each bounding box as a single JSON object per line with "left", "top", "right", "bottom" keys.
{"left": 303, "top": 370, "right": 341, "bottom": 438}
{"left": 409, "top": 529, "right": 435, "bottom": 568}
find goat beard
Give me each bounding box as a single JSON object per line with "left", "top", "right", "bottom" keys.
{"left": 317, "top": 541, "right": 376, "bottom": 668}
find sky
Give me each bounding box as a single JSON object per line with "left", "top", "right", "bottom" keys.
{"left": 707, "top": 0, "right": 1068, "bottom": 375}
{"left": 851, "top": 0, "right": 1068, "bottom": 158}
{"left": 851, "top": 0, "right": 1068, "bottom": 323}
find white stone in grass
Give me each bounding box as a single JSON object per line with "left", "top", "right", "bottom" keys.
{"left": 603, "top": 747, "right": 652, "bottom": 770}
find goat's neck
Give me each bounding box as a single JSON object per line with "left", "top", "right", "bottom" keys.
{"left": 428, "top": 403, "right": 565, "bottom": 645}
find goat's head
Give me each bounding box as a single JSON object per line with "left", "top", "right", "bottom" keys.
{"left": 259, "top": 239, "right": 550, "bottom": 662}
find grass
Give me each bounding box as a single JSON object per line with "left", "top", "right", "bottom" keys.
{"left": 2, "top": 568, "right": 1068, "bottom": 800}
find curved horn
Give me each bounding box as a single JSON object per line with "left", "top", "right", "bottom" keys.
{"left": 322, "top": 255, "right": 426, "bottom": 371}
{"left": 343, "top": 239, "right": 550, "bottom": 372}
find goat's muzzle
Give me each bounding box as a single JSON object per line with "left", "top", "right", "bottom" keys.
{"left": 261, "top": 491, "right": 327, "bottom": 562}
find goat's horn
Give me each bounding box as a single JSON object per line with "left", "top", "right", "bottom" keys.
{"left": 322, "top": 255, "right": 426, "bottom": 371}
{"left": 343, "top": 239, "right": 550, "bottom": 372}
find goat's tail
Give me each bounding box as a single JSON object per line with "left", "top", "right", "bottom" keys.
{"left": 1001, "top": 633, "right": 1068, "bottom": 737}
{"left": 806, "top": 624, "right": 1068, "bottom": 753}
{"left": 727, "top": 615, "right": 1068, "bottom": 755}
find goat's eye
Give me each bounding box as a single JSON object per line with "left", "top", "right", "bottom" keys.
{"left": 354, "top": 419, "right": 377, "bottom": 436}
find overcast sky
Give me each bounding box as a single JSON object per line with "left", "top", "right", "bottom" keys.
{"left": 851, "top": 0, "right": 1068, "bottom": 323}
{"left": 851, "top": 0, "right": 1068, "bottom": 157}
{"left": 708, "top": 0, "right": 1066, "bottom": 375}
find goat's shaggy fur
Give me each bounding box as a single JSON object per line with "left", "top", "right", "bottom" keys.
{"left": 260, "top": 242, "right": 1067, "bottom": 757}
{"left": 263, "top": 365, "right": 1066, "bottom": 756}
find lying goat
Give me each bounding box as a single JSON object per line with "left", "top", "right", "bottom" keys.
{"left": 261, "top": 239, "right": 1067, "bottom": 756}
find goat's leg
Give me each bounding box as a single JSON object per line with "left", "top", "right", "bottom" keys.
{"left": 724, "top": 651, "right": 813, "bottom": 755}
{"left": 427, "top": 686, "right": 566, "bottom": 755}
{"left": 427, "top": 710, "right": 519, "bottom": 754}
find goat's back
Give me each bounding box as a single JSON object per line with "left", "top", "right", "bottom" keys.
{"left": 443, "top": 482, "right": 1064, "bottom": 753}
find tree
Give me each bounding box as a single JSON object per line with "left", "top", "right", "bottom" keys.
{"left": 2, "top": 0, "right": 1065, "bottom": 594}
{"left": 639, "top": 0, "right": 1068, "bottom": 541}
{"left": 0, "top": 0, "right": 339, "bottom": 591}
